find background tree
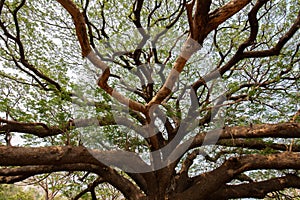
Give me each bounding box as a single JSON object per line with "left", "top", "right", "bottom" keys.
{"left": 0, "top": 184, "right": 41, "bottom": 200}
{"left": 0, "top": 0, "right": 299, "bottom": 199}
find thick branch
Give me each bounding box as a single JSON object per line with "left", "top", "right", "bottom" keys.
{"left": 217, "top": 138, "right": 300, "bottom": 152}
{"left": 56, "top": 0, "right": 91, "bottom": 56}
{"left": 147, "top": 0, "right": 252, "bottom": 107}
{"left": 0, "top": 117, "right": 115, "bottom": 137}
{"left": 0, "top": 146, "right": 101, "bottom": 166}
{"left": 146, "top": 37, "right": 200, "bottom": 108}
{"left": 0, "top": 146, "right": 151, "bottom": 172}
{"left": 190, "top": 122, "right": 300, "bottom": 149}
{"left": 210, "top": 174, "right": 300, "bottom": 199}
{"left": 0, "top": 146, "right": 148, "bottom": 199}
{"left": 207, "top": 0, "right": 252, "bottom": 33}
{"left": 190, "top": 0, "right": 211, "bottom": 42}
{"left": 175, "top": 152, "right": 300, "bottom": 200}
{"left": 0, "top": 163, "right": 144, "bottom": 200}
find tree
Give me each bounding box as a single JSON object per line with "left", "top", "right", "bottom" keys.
{"left": 0, "top": 184, "right": 40, "bottom": 200}
{"left": 0, "top": 0, "right": 299, "bottom": 199}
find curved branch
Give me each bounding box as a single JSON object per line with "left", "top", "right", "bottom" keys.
{"left": 210, "top": 174, "right": 300, "bottom": 199}
{"left": 0, "top": 16, "right": 62, "bottom": 91}
{"left": 0, "top": 163, "right": 144, "bottom": 199}
{"left": 0, "top": 147, "right": 147, "bottom": 199}
{"left": 73, "top": 177, "right": 105, "bottom": 200}
{"left": 243, "top": 10, "right": 300, "bottom": 58}
{"left": 208, "top": 0, "right": 252, "bottom": 33}
{"left": 56, "top": 0, "right": 91, "bottom": 56}
{"left": 192, "top": 1, "right": 299, "bottom": 93}
{"left": 147, "top": 0, "right": 253, "bottom": 108}
{"left": 175, "top": 152, "right": 300, "bottom": 200}
{"left": 56, "top": 0, "right": 147, "bottom": 114}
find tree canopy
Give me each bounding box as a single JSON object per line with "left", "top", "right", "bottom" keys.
{"left": 0, "top": 0, "right": 299, "bottom": 199}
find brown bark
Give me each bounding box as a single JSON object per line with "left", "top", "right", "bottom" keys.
{"left": 147, "top": 0, "right": 252, "bottom": 108}
{"left": 1, "top": 123, "right": 300, "bottom": 199}
{"left": 173, "top": 152, "right": 300, "bottom": 200}
{"left": 0, "top": 146, "right": 144, "bottom": 199}
{"left": 56, "top": 0, "right": 91, "bottom": 57}
{"left": 209, "top": 175, "right": 300, "bottom": 199}
{"left": 192, "top": 1, "right": 300, "bottom": 92}
{"left": 217, "top": 138, "right": 300, "bottom": 152}
{"left": 191, "top": 123, "right": 300, "bottom": 149}
{"left": 0, "top": 117, "right": 115, "bottom": 137}
{"left": 56, "top": 0, "right": 147, "bottom": 114}
{"left": 208, "top": 0, "right": 252, "bottom": 33}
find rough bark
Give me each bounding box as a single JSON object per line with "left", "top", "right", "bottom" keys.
{"left": 173, "top": 152, "right": 300, "bottom": 200}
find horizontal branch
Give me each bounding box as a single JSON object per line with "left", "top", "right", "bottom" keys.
{"left": 0, "top": 145, "right": 149, "bottom": 199}
{"left": 168, "top": 122, "right": 300, "bottom": 175}
{"left": 0, "top": 117, "right": 115, "bottom": 137}
{"left": 0, "top": 145, "right": 151, "bottom": 172}
{"left": 210, "top": 174, "right": 300, "bottom": 199}
{"left": 190, "top": 122, "right": 300, "bottom": 149}
{"left": 217, "top": 138, "right": 300, "bottom": 152}
{"left": 175, "top": 152, "right": 300, "bottom": 200}
{"left": 0, "top": 163, "right": 143, "bottom": 199}
{"left": 0, "top": 146, "right": 101, "bottom": 166}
